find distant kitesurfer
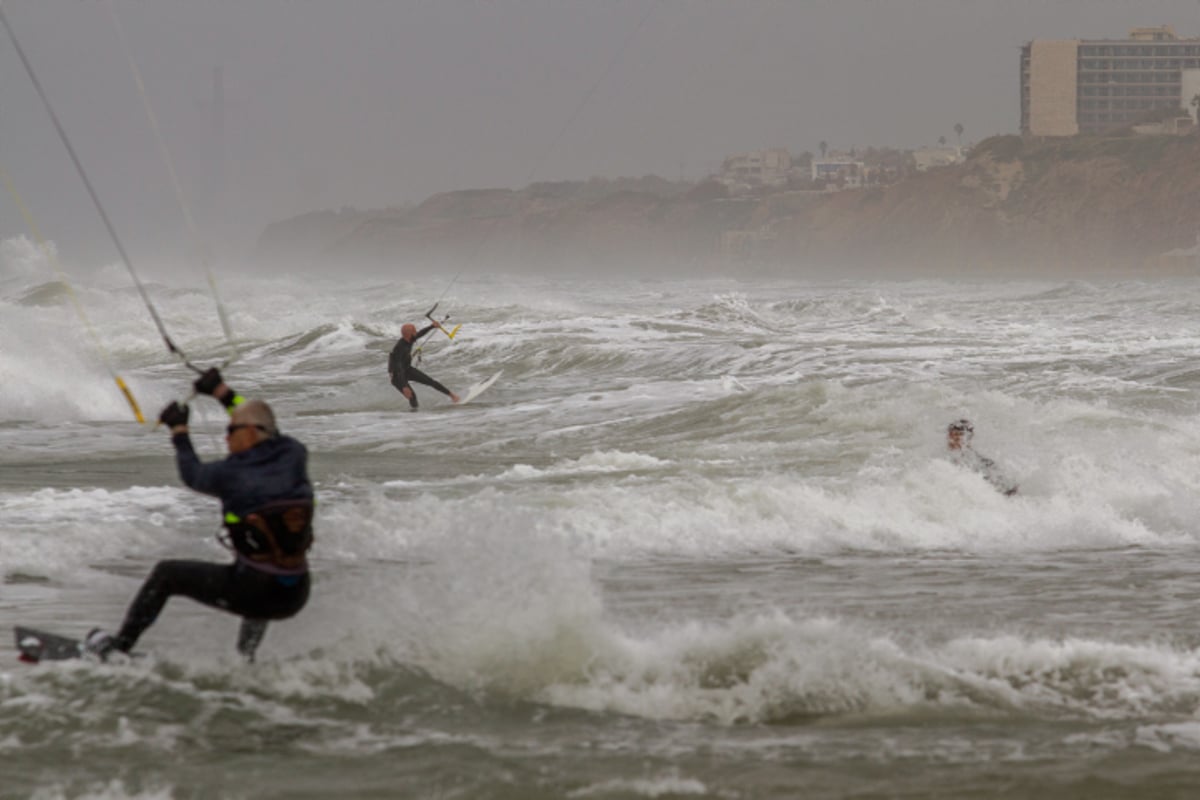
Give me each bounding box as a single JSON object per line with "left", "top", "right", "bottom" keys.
{"left": 389, "top": 321, "right": 461, "bottom": 410}
{"left": 947, "top": 418, "right": 1018, "bottom": 497}
{"left": 85, "top": 368, "right": 314, "bottom": 662}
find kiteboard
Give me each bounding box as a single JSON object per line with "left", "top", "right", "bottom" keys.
{"left": 15, "top": 625, "right": 87, "bottom": 663}
{"left": 459, "top": 370, "right": 502, "bottom": 406}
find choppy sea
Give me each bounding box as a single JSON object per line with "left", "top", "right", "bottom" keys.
{"left": 6, "top": 239, "right": 1200, "bottom": 799}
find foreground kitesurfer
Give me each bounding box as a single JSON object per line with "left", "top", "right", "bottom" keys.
{"left": 86, "top": 368, "right": 314, "bottom": 661}
{"left": 388, "top": 320, "right": 461, "bottom": 410}
{"left": 947, "top": 418, "right": 1018, "bottom": 497}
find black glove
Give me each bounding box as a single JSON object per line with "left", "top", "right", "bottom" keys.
{"left": 158, "top": 401, "right": 190, "bottom": 429}
{"left": 193, "top": 367, "right": 223, "bottom": 396}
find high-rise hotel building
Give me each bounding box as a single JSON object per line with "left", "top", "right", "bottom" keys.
{"left": 1021, "top": 25, "right": 1200, "bottom": 136}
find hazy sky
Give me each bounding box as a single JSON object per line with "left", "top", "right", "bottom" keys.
{"left": 3, "top": 0, "right": 1200, "bottom": 265}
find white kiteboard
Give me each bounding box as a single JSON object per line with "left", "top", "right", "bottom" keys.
{"left": 459, "top": 370, "right": 502, "bottom": 406}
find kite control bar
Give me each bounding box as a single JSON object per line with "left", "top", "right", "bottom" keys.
{"left": 424, "top": 302, "right": 461, "bottom": 340}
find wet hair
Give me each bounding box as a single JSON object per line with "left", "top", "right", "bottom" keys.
{"left": 948, "top": 418, "right": 974, "bottom": 435}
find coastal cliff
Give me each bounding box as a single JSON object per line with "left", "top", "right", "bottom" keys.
{"left": 255, "top": 135, "right": 1200, "bottom": 276}
{"left": 779, "top": 134, "right": 1200, "bottom": 274}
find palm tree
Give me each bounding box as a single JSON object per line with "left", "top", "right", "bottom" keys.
{"left": 954, "top": 122, "right": 964, "bottom": 147}
{"left": 938, "top": 135, "right": 947, "bottom": 147}
{"left": 819, "top": 140, "right": 828, "bottom": 159}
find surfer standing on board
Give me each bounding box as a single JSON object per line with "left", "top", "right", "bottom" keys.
{"left": 85, "top": 368, "right": 315, "bottom": 662}
{"left": 947, "top": 418, "right": 1018, "bottom": 497}
{"left": 389, "top": 321, "right": 461, "bottom": 410}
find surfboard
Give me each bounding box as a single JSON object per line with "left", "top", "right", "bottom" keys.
{"left": 15, "top": 625, "right": 86, "bottom": 663}
{"left": 459, "top": 369, "right": 502, "bottom": 406}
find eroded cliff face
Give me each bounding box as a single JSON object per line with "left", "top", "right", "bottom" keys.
{"left": 779, "top": 135, "right": 1200, "bottom": 274}
{"left": 255, "top": 135, "right": 1200, "bottom": 276}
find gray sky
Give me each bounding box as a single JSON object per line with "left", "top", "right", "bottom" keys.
{"left": 3, "top": 0, "right": 1200, "bottom": 265}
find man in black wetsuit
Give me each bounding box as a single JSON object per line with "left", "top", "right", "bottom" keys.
{"left": 389, "top": 321, "right": 461, "bottom": 410}
{"left": 86, "top": 368, "right": 314, "bottom": 661}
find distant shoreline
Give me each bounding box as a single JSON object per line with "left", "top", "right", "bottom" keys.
{"left": 254, "top": 134, "right": 1200, "bottom": 277}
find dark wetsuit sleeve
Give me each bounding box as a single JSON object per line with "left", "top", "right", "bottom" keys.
{"left": 415, "top": 324, "right": 435, "bottom": 341}
{"left": 172, "top": 433, "right": 228, "bottom": 499}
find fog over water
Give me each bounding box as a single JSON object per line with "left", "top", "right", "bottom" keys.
{"left": 3, "top": 0, "right": 1200, "bottom": 264}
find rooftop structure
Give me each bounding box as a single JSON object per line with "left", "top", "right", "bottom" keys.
{"left": 811, "top": 158, "right": 865, "bottom": 188}
{"left": 717, "top": 148, "right": 792, "bottom": 193}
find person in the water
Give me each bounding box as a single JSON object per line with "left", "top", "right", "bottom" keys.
{"left": 389, "top": 321, "right": 460, "bottom": 410}
{"left": 947, "top": 418, "right": 1018, "bottom": 497}
{"left": 85, "top": 368, "right": 314, "bottom": 661}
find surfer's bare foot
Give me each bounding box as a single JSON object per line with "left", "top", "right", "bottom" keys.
{"left": 450, "top": 393, "right": 461, "bottom": 404}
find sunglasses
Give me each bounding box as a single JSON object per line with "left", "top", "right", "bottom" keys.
{"left": 226, "top": 423, "right": 267, "bottom": 437}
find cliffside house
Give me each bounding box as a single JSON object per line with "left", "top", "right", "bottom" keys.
{"left": 718, "top": 148, "right": 792, "bottom": 194}
{"left": 811, "top": 158, "right": 866, "bottom": 189}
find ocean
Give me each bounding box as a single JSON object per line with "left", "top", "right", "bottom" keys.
{"left": 5, "top": 242, "right": 1200, "bottom": 799}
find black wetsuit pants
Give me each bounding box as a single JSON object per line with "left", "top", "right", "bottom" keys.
{"left": 113, "top": 559, "right": 310, "bottom": 659}
{"left": 391, "top": 368, "right": 451, "bottom": 409}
